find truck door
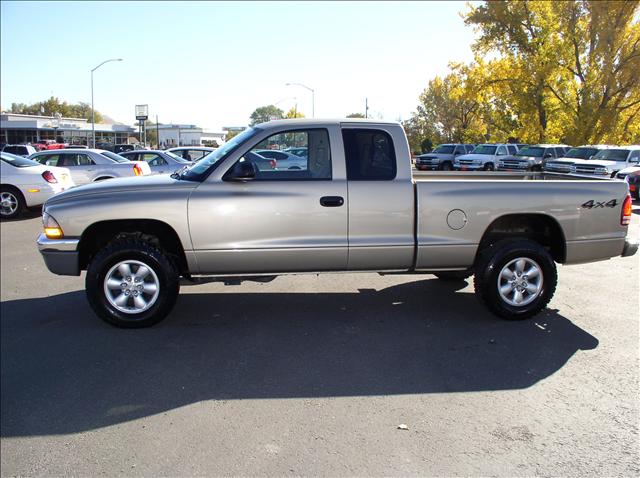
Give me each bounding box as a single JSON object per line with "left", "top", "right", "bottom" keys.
{"left": 342, "top": 126, "right": 415, "bottom": 271}
{"left": 188, "top": 126, "right": 348, "bottom": 274}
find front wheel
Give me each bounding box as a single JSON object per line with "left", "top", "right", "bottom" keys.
{"left": 483, "top": 163, "right": 495, "bottom": 171}
{"left": 474, "top": 239, "right": 557, "bottom": 320}
{"left": 439, "top": 162, "right": 453, "bottom": 171}
{"left": 86, "top": 238, "right": 180, "bottom": 328}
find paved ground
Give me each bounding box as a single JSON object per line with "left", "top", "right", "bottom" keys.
{"left": 1, "top": 206, "right": 638, "bottom": 477}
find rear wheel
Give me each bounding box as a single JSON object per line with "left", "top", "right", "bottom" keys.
{"left": 86, "top": 238, "right": 180, "bottom": 328}
{"left": 0, "top": 187, "right": 25, "bottom": 219}
{"left": 483, "top": 163, "right": 495, "bottom": 171}
{"left": 474, "top": 239, "right": 557, "bottom": 320}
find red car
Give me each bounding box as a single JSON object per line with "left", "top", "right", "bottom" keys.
{"left": 34, "top": 140, "right": 67, "bottom": 151}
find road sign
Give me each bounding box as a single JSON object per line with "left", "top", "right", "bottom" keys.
{"left": 135, "top": 105, "right": 148, "bottom": 121}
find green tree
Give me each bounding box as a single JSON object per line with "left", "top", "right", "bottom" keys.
{"left": 10, "top": 96, "right": 104, "bottom": 123}
{"left": 249, "top": 105, "right": 284, "bottom": 126}
{"left": 346, "top": 113, "right": 365, "bottom": 118}
{"left": 464, "top": 0, "right": 640, "bottom": 144}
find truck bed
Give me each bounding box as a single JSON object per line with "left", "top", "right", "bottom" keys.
{"left": 413, "top": 171, "right": 630, "bottom": 269}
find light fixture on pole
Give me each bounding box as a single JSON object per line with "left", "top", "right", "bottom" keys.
{"left": 285, "top": 83, "right": 314, "bottom": 118}
{"left": 91, "top": 58, "right": 122, "bottom": 148}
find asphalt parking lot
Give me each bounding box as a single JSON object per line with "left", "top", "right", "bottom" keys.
{"left": 1, "top": 206, "right": 639, "bottom": 476}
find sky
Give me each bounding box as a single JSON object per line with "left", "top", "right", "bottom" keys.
{"left": 0, "top": 1, "right": 477, "bottom": 131}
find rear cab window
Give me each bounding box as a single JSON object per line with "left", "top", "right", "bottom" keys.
{"left": 342, "top": 129, "right": 396, "bottom": 180}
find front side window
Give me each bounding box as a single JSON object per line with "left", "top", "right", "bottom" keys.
{"left": 507, "top": 145, "right": 517, "bottom": 155}
{"left": 235, "top": 129, "right": 332, "bottom": 180}
{"left": 496, "top": 146, "right": 508, "bottom": 155}
{"left": 343, "top": 129, "right": 396, "bottom": 180}
{"left": 629, "top": 150, "right": 640, "bottom": 163}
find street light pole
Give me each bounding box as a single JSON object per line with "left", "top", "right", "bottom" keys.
{"left": 91, "top": 58, "right": 122, "bottom": 148}
{"left": 286, "top": 83, "right": 314, "bottom": 118}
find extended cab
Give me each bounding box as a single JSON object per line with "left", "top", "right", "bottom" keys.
{"left": 36, "top": 119, "right": 638, "bottom": 328}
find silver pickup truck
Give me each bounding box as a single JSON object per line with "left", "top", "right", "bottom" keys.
{"left": 36, "top": 119, "right": 638, "bottom": 328}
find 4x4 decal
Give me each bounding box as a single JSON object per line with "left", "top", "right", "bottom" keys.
{"left": 581, "top": 199, "right": 618, "bottom": 209}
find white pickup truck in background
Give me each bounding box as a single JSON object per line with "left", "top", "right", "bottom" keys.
{"left": 454, "top": 144, "right": 519, "bottom": 171}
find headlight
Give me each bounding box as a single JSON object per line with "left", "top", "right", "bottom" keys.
{"left": 42, "top": 211, "right": 63, "bottom": 239}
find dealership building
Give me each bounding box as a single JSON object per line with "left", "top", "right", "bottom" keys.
{"left": 0, "top": 113, "right": 136, "bottom": 145}
{"left": 1, "top": 113, "right": 227, "bottom": 148}
{"left": 155, "top": 124, "right": 226, "bottom": 148}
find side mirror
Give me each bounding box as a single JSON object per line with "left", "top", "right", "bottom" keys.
{"left": 544, "top": 153, "right": 553, "bottom": 159}
{"left": 226, "top": 160, "right": 257, "bottom": 181}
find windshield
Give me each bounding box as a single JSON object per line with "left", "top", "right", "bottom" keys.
{"left": 592, "top": 149, "right": 631, "bottom": 161}
{"left": 100, "top": 151, "right": 130, "bottom": 163}
{"left": 432, "top": 145, "right": 454, "bottom": 154}
{"left": 180, "top": 127, "right": 259, "bottom": 181}
{"left": 563, "top": 147, "right": 599, "bottom": 159}
{"left": 1, "top": 152, "right": 40, "bottom": 167}
{"left": 516, "top": 147, "right": 545, "bottom": 157}
{"left": 471, "top": 145, "right": 497, "bottom": 155}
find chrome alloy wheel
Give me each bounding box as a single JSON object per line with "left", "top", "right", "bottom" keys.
{"left": 497, "top": 257, "right": 544, "bottom": 307}
{"left": 0, "top": 192, "right": 18, "bottom": 216}
{"left": 103, "top": 260, "right": 160, "bottom": 314}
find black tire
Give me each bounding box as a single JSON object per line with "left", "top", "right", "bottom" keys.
{"left": 0, "top": 186, "right": 25, "bottom": 220}
{"left": 483, "top": 163, "right": 495, "bottom": 171}
{"left": 85, "top": 238, "right": 180, "bottom": 328}
{"left": 474, "top": 239, "right": 557, "bottom": 320}
{"left": 434, "top": 270, "right": 473, "bottom": 281}
{"left": 440, "top": 162, "right": 453, "bottom": 171}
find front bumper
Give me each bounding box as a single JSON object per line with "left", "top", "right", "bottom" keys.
{"left": 36, "top": 233, "right": 80, "bottom": 276}
{"left": 622, "top": 239, "right": 639, "bottom": 258}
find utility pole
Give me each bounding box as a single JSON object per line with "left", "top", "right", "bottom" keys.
{"left": 156, "top": 115, "right": 160, "bottom": 149}
{"left": 365, "top": 98, "right": 369, "bottom": 119}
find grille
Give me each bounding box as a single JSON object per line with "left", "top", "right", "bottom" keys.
{"left": 458, "top": 159, "right": 476, "bottom": 165}
{"left": 499, "top": 159, "right": 528, "bottom": 169}
{"left": 572, "top": 164, "right": 601, "bottom": 175}
{"left": 545, "top": 162, "right": 572, "bottom": 173}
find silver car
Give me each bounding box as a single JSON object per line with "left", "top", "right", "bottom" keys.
{"left": 29, "top": 149, "right": 151, "bottom": 185}
{"left": 120, "top": 150, "right": 191, "bottom": 174}
{"left": 255, "top": 149, "right": 307, "bottom": 170}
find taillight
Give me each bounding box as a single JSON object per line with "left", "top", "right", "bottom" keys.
{"left": 621, "top": 194, "right": 632, "bottom": 226}
{"left": 269, "top": 159, "right": 277, "bottom": 169}
{"left": 42, "top": 170, "right": 57, "bottom": 183}
{"left": 133, "top": 164, "right": 143, "bottom": 176}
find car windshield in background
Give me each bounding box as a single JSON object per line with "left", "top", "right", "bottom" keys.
{"left": 471, "top": 145, "right": 497, "bottom": 155}
{"left": 166, "top": 151, "right": 190, "bottom": 163}
{"left": 563, "top": 148, "right": 599, "bottom": 159}
{"left": 592, "top": 149, "right": 630, "bottom": 161}
{"left": 181, "top": 127, "right": 259, "bottom": 181}
{"left": 1, "top": 152, "right": 40, "bottom": 167}
{"left": 100, "top": 151, "right": 130, "bottom": 163}
{"left": 433, "top": 145, "right": 454, "bottom": 154}
{"left": 516, "top": 147, "right": 545, "bottom": 157}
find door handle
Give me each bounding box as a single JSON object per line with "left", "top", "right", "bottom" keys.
{"left": 320, "top": 196, "right": 344, "bottom": 207}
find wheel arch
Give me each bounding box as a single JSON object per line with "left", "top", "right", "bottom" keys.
{"left": 78, "top": 219, "right": 188, "bottom": 274}
{"left": 475, "top": 213, "right": 566, "bottom": 264}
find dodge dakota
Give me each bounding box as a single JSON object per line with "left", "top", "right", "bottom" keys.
{"left": 36, "top": 119, "right": 638, "bottom": 328}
